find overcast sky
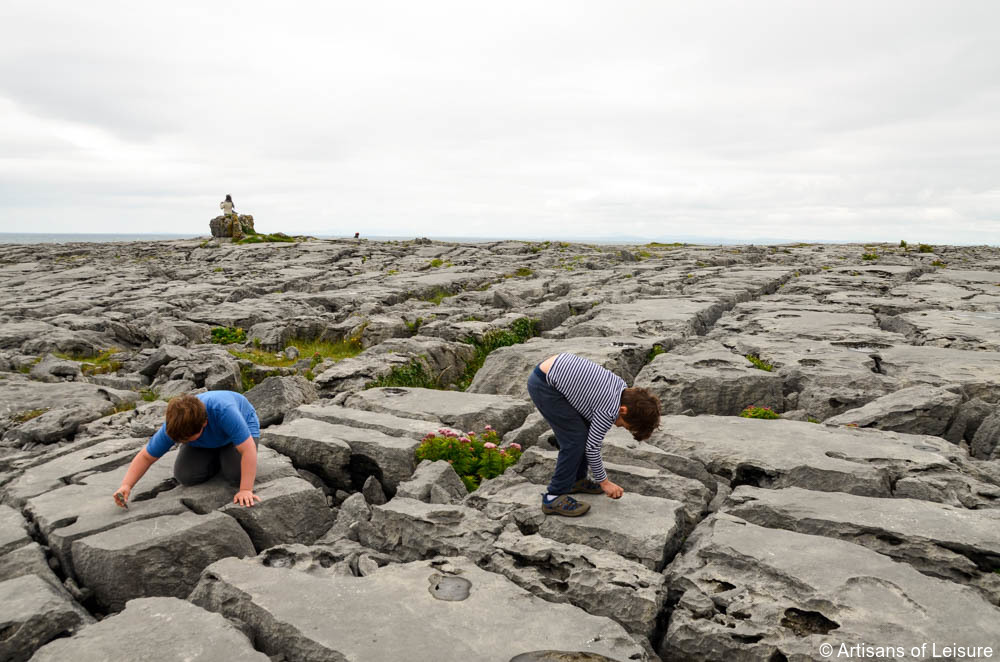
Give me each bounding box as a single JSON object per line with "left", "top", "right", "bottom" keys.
{"left": 0, "top": 1, "right": 997, "bottom": 243}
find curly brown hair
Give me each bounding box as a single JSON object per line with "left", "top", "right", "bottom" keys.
{"left": 620, "top": 387, "right": 661, "bottom": 441}
{"left": 165, "top": 394, "right": 208, "bottom": 442}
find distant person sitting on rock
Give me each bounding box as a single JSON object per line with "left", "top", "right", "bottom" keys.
{"left": 527, "top": 353, "right": 661, "bottom": 517}
{"left": 113, "top": 392, "right": 262, "bottom": 509}
{"left": 220, "top": 194, "right": 235, "bottom": 217}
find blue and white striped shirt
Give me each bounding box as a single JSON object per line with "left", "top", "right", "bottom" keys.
{"left": 546, "top": 353, "right": 626, "bottom": 483}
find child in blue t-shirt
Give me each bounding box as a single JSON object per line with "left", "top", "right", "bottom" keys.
{"left": 113, "top": 391, "right": 262, "bottom": 508}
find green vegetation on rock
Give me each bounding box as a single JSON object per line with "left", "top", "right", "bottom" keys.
{"left": 745, "top": 354, "right": 774, "bottom": 372}
{"left": 740, "top": 406, "right": 781, "bottom": 420}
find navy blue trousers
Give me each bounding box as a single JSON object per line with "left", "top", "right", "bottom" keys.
{"left": 527, "top": 365, "right": 591, "bottom": 495}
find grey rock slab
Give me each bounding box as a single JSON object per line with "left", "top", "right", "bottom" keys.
{"left": 467, "top": 336, "right": 653, "bottom": 399}
{"left": 28, "top": 354, "right": 83, "bottom": 383}
{"left": 661, "top": 513, "right": 1000, "bottom": 661}
{"left": 311, "top": 351, "right": 413, "bottom": 394}
{"left": 287, "top": 402, "right": 463, "bottom": 441}
{"left": 0, "top": 542, "right": 64, "bottom": 589}
{"left": 356, "top": 497, "right": 503, "bottom": 562}
{"left": 823, "top": 384, "right": 963, "bottom": 436}
{"left": 876, "top": 344, "right": 1000, "bottom": 401}
{"left": 0, "top": 503, "right": 30, "bottom": 555}
{"left": 0, "top": 375, "right": 138, "bottom": 426}
{"left": 650, "top": 415, "right": 972, "bottom": 499}
{"left": 724, "top": 486, "right": 1000, "bottom": 603}
{"left": 1, "top": 436, "right": 146, "bottom": 507}
{"left": 634, "top": 341, "right": 784, "bottom": 416}
{"left": 23, "top": 459, "right": 184, "bottom": 580}
{"left": 29, "top": 596, "right": 270, "bottom": 662}
{"left": 549, "top": 296, "right": 733, "bottom": 344}
{"left": 220, "top": 476, "right": 334, "bottom": 552}
{"left": 972, "top": 410, "right": 1000, "bottom": 460}
{"left": 466, "top": 474, "right": 687, "bottom": 571}
{"left": 395, "top": 459, "right": 468, "bottom": 504}
{"left": 71, "top": 510, "right": 256, "bottom": 612}
{"left": 361, "top": 336, "right": 477, "bottom": 384}
{"left": 945, "top": 397, "right": 994, "bottom": 446}
{"left": 263, "top": 417, "right": 418, "bottom": 492}
{"left": 244, "top": 375, "right": 317, "bottom": 428}
{"left": 344, "top": 386, "right": 533, "bottom": 437}
{"left": 486, "top": 529, "right": 667, "bottom": 637}
{"left": 883, "top": 309, "right": 1000, "bottom": 351}
{"left": 0, "top": 573, "right": 92, "bottom": 662}
{"left": 514, "top": 446, "right": 710, "bottom": 521}
{"left": 260, "top": 417, "right": 352, "bottom": 488}
{"left": 189, "top": 555, "right": 648, "bottom": 662}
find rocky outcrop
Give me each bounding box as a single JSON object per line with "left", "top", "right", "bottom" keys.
{"left": 4, "top": 238, "right": 1000, "bottom": 660}
{"left": 209, "top": 214, "right": 255, "bottom": 239}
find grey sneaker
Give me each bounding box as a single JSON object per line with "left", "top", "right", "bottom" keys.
{"left": 541, "top": 494, "right": 591, "bottom": 517}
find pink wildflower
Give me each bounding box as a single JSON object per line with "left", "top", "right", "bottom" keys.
{"left": 484, "top": 442, "right": 497, "bottom": 449}
{"left": 459, "top": 437, "right": 471, "bottom": 443}
{"left": 484, "top": 425, "right": 494, "bottom": 431}
{"left": 510, "top": 443, "right": 522, "bottom": 450}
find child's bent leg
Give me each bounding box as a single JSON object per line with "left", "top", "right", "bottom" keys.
{"left": 174, "top": 445, "right": 221, "bottom": 485}
{"left": 219, "top": 438, "right": 259, "bottom": 486}
{"left": 527, "top": 367, "right": 590, "bottom": 495}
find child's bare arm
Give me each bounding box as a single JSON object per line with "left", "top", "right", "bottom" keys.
{"left": 113, "top": 448, "right": 157, "bottom": 508}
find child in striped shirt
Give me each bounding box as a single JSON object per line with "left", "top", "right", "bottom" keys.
{"left": 527, "top": 352, "right": 661, "bottom": 516}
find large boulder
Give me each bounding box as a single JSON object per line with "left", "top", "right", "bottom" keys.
{"left": 244, "top": 375, "right": 317, "bottom": 428}
{"left": 71, "top": 511, "right": 256, "bottom": 612}
{"left": 209, "top": 214, "right": 255, "bottom": 239}
{"left": 823, "top": 384, "right": 962, "bottom": 435}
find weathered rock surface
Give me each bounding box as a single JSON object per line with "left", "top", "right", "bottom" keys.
{"left": 486, "top": 529, "right": 668, "bottom": 637}
{"left": 823, "top": 384, "right": 962, "bottom": 434}
{"left": 29, "top": 596, "right": 269, "bottom": 662}
{"left": 71, "top": 511, "right": 256, "bottom": 611}
{"left": 724, "top": 486, "right": 1000, "bottom": 603}
{"left": 190, "top": 555, "right": 648, "bottom": 661}
{"left": 467, "top": 474, "right": 688, "bottom": 571}
{"left": 662, "top": 513, "right": 1000, "bottom": 661}
{"left": 0, "top": 573, "right": 92, "bottom": 662}
{"left": 394, "top": 459, "right": 468, "bottom": 504}
{"left": 356, "top": 497, "right": 503, "bottom": 562}
{"left": 344, "top": 386, "right": 534, "bottom": 436}
{"left": 244, "top": 375, "right": 317, "bottom": 427}
{"left": 5, "top": 238, "right": 1000, "bottom": 660}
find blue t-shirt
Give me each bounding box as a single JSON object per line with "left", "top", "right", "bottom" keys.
{"left": 146, "top": 391, "right": 261, "bottom": 458}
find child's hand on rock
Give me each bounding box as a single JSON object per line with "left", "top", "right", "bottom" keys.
{"left": 234, "top": 490, "right": 262, "bottom": 507}
{"left": 113, "top": 485, "right": 131, "bottom": 509}
{"left": 600, "top": 479, "right": 624, "bottom": 499}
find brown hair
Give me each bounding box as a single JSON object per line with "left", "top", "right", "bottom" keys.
{"left": 620, "top": 387, "right": 661, "bottom": 441}
{"left": 166, "top": 394, "right": 207, "bottom": 442}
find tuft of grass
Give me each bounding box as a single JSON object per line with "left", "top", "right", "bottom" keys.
{"left": 213, "top": 267, "right": 223, "bottom": 273}
{"left": 930, "top": 260, "right": 947, "bottom": 267}
{"left": 366, "top": 360, "right": 440, "bottom": 389}
{"left": 211, "top": 327, "right": 247, "bottom": 344}
{"left": 421, "top": 287, "right": 455, "bottom": 305}
{"left": 455, "top": 318, "right": 539, "bottom": 390}
{"left": 403, "top": 317, "right": 423, "bottom": 336}
{"left": 506, "top": 267, "right": 534, "bottom": 278}
{"left": 745, "top": 354, "right": 774, "bottom": 372}
{"left": 807, "top": 416, "right": 820, "bottom": 424}
{"left": 861, "top": 251, "right": 878, "bottom": 261}
{"left": 646, "top": 345, "right": 666, "bottom": 363}
{"left": 229, "top": 336, "right": 363, "bottom": 368}
{"left": 106, "top": 400, "right": 137, "bottom": 416}
{"left": 740, "top": 406, "right": 780, "bottom": 420}
{"left": 140, "top": 388, "right": 159, "bottom": 402}
{"left": 899, "top": 240, "right": 907, "bottom": 248}
{"left": 55, "top": 348, "right": 122, "bottom": 376}
{"left": 13, "top": 408, "right": 48, "bottom": 423}
{"left": 428, "top": 258, "right": 444, "bottom": 268}
{"left": 237, "top": 233, "right": 295, "bottom": 244}
{"left": 918, "top": 243, "right": 934, "bottom": 253}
